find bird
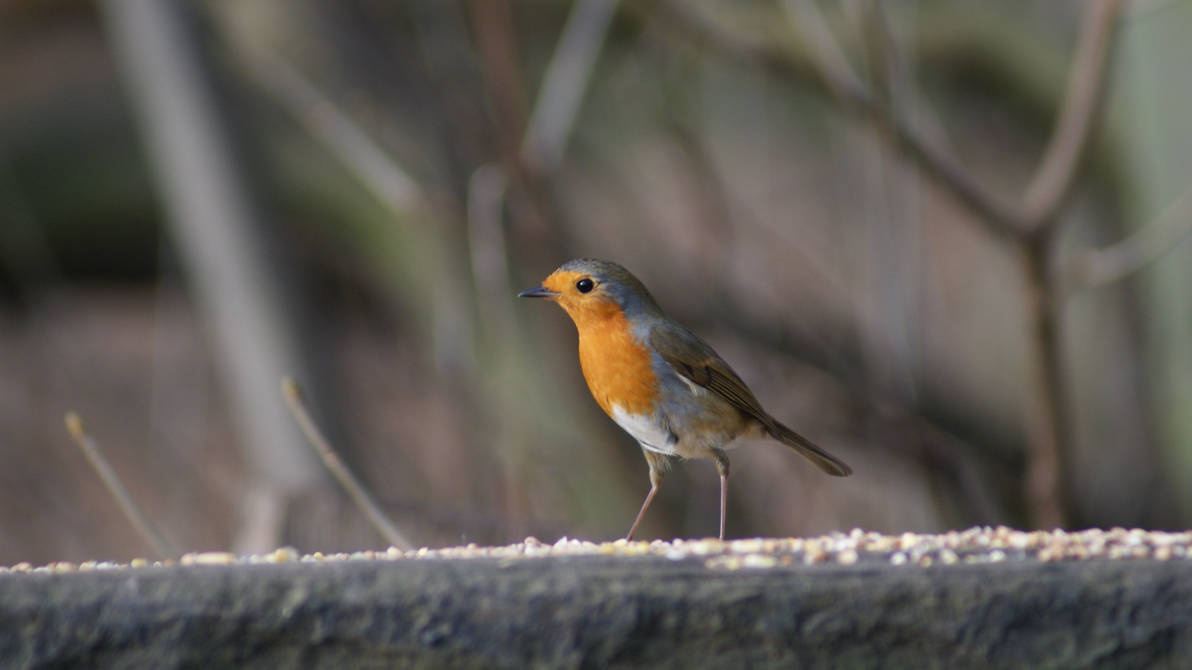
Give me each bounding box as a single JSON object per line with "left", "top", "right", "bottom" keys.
{"left": 518, "top": 258, "right": 851, "bottom": 541}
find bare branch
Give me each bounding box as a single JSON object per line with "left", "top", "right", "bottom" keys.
{"left": 650, "top": 0, "right": 1025, "bottom": 240}
{"left": 65, "top": 412, "right": 177, "bottom": 560}
{"left": 653, "top": 0, "right": 1124, "bottom": 241}
{"left": 281, "top": 378, "right": 414, "bottom": 551}
{"left": 522, "top": 0, "right": 620, "bottom": 171}
{"left": 1022, "top": 0, "right": 1124, "bottom": 228}
{"left": 778, "top": 0, "right": 868, "bottom": 104}
{"left": 245, "top": 51, "right": 422, "bottom": 214}
{"left": 1062, "top": 184, "right": 1192, "bottom": 297}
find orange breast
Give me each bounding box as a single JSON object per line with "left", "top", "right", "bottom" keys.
{"left": 576, "top": 309, "right": 658, "bottom": 418}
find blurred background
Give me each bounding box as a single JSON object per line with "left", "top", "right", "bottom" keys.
{"left": 1, "top": 0, "right": 1190, "bottom": 565}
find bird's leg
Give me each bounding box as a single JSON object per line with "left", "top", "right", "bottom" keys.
{"left": 625, "top": 481, "right": 659, "bottom": 541}
{"left": 626, "top": 451, "right": 669, "bottom": 541}
{"left": 713, "top": 450, "right": 730, "bottom": 541}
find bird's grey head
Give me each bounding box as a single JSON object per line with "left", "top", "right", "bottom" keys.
{"left": 556, "top": 258, "right": 661, "bottom": 314}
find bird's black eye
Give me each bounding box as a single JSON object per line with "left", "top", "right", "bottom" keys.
{"left": 576, "top": 278, "right": 595, "bottom": 293}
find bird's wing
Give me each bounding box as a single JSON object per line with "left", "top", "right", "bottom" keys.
{"left": 650, "top": 323, "right": 853, "bottom": 477}
{"left": 648, "top": 324, "right": 770, "bottom": 426}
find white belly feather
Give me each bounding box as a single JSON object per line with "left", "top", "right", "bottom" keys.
{"left": 611, "top": 404, "right": 676, "bottom": 456}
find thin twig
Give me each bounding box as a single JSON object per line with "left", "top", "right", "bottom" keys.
{"left": 778, "top": 0, "right": 868, "bottom": 105}
{"left": 657, "top": 0, "right": 1024, "bottom": 240}
{"left": 1062, "top": 184, "right": 1192, "bottom": 298}
{"left": 1021, "top": 0, "right": 1123, "bottom": 228}
{"left": 65, "top": 412, "right": 177, "bottom": 560}
{"left": 281, "top": 378, "right": 414, "bottom": 551}
{"left": 658, "top": 0, "right": 1122, "bottom": 240}
{"left": 522, "top": 0, "right": 620, "bottom": 171}
{"left": 245, "top": 50, "right": 422, "bottom": 213}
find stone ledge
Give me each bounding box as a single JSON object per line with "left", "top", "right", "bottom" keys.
{"left": 2, "top": 535, "right": 1190, "bottom": 669}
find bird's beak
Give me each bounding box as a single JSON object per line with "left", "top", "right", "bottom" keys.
{"left": 518, "top": 285, "right": 559, "bottom": 299}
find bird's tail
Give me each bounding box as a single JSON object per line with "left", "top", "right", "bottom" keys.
{"left": 766, "top": 419, "right": 852, "bottom": 477}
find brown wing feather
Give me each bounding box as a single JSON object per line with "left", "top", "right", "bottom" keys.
{"left": 650, "top": 325, "right": 852, "bottom": 477}
{"left": 649, "top": 326, "right": 769, "bottom": 424}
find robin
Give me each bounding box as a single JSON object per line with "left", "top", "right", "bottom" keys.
{"left": 519, "top": 258, "right": 851, "bottom": 540}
